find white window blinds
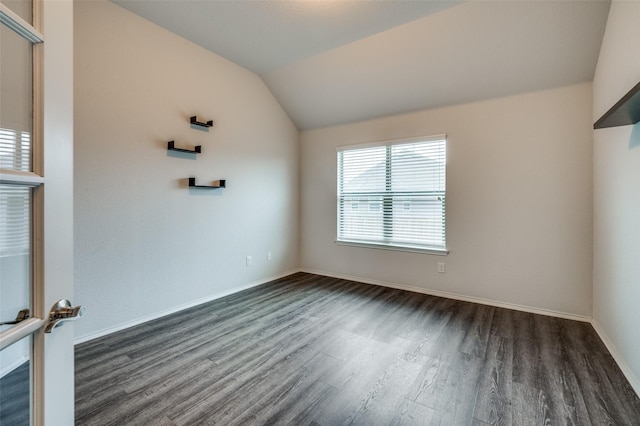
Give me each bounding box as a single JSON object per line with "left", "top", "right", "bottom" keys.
{"left": 0, "top": 185, "right": 30, "bottom": 257}
{"left": 0, "top": 128, "right": 31, "bottom": 171}
{"left": 337, "top": 136, "right": 446, "bottom": 252}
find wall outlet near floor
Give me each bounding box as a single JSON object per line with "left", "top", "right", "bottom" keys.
{"left": 438, "top": 262, "right": 446, "bottom": 273}
{"left": 267, "top": 251, "right": 272, "bottom": 261}
{"left": 246, "top": 255, "right": 252, "bottom": 266}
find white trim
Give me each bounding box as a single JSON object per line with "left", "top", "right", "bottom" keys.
{"left": 336, "top": 240, "right": 448, "bottom": 256}
{"left": 300, "top": 268, "right": 592, "bottom": 323}
{"left": 337, "top": 134, "right": 447, "bottom": 152}
{"left": 0, "top": 170, "right": 44, "bottom": 186}
{"left": 591, "top": 319, "right": 640, "bottom": 397}
{"left": 0, "top": 3, "right": 43, "bottom": 43}
{"left": 0, "top": 355, "right": 29, "bottom": 379}
{"left": 74, "top": 269, "right": 302, "bottom": 345}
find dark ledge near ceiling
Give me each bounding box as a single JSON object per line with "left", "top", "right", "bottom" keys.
{"left": 594, "top": 81, "right": 640, "bottom": 129}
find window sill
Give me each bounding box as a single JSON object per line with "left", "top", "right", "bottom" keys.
{"left": 335, "top": 240, "right": 449, "bottom": 256}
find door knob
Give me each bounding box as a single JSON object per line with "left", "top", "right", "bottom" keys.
{"left": 45, "top": 299, "right": 85, "bottom": 333}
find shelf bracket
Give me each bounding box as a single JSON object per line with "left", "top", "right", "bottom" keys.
{"left": 188, "top": 177, "right": 226, "bottom": 188}
{"left": 168, "top": 141, "right": 201, "bottom": 154}
{"left": 190, "top": 116, "right": 214, "bottom": 129}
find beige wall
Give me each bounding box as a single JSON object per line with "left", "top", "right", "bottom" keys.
{"left": 301, "top": 83, "right": 593, "bottom": 318}
{"left": 73, "top": 1, "right": 299, "bottom": 340}
{"left": 592, "top": 0, "right": 640, "bottom": 393}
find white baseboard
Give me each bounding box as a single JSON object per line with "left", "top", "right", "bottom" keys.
{"left": 300, "top": 268, "right": 592, "bottom": 322}
{"left": 591, "top": 319, "right": 640, "bottom": 397}
{"left": 74, "top": 269, "right": 301, "bottom": 345}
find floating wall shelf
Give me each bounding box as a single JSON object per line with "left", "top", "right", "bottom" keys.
{"left": 188, "top": 177, "right": 226, "bottom": 189}
{"left": 190, "top": 116, "right": 214, "bottom": 129}
{"left": 167, "top": 141, "right": 201, "bottom": 154}
{"left": 594, "top": 81, "right": 640, "bottom": 129}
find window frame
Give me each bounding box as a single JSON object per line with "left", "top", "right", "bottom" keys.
{"left": 336, "top": 135, "right": 448, "bottom": 256}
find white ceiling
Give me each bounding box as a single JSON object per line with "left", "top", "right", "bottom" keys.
{"left": 112, "top": 0, "right": 611, "bottom": 131}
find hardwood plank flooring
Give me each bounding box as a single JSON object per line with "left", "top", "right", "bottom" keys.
{"left": 74, "top": 272, "right": 640, "bottom": 425}
{"left": 0, "top": 362, "right": 29, "bottom": 425}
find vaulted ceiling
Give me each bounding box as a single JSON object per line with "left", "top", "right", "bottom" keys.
{"left": 113, "top": 0, "right": 611, "bottom": 130}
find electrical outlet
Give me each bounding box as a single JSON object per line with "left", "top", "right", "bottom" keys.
{"left": 246, "top": 255, "right": 252, "bottom": 266}
{"left": 438, "top": 262, "right": 446, "bottom": 273}
{"left": 267, "top": 251, "right": 272, "bottom": 261}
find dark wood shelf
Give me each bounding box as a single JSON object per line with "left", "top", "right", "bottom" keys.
{"left": 188, "top": 177, "right": 226, "bottom": 189}
{"left": 168, "top": 141, "right": 201, "bottom": 154}
{"left": 594, "top": 81, "right": 640, "bottom": 129}
{"left": 190, "top": 115, "right": 214, "bottom": 129}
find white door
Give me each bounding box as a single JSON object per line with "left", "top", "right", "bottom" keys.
{"left": 0, "top": 1, "right": 75, "bottom": 424}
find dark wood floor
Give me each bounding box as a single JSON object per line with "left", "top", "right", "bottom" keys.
{"left": 75, "top": 272, "right": 640, "bottom": 425}
{"left": 0, "top": 362, "right": 29, "bottom": 425}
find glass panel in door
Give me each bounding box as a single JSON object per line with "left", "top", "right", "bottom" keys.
{"left": 0, "top": 334, "right": 32, "bottom": 425}
{"left": 0, "top": 21, "right": 33, "bottom": 172}
{"left": 1, "top": 1, "right": 36, "bottom": 424}
{"left": 0, "top": 0, "right": 32, "bottom": 24}
{"left": 0, "top": 185, "right": 31, "bottom": 333}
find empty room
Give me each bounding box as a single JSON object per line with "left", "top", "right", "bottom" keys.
{"left": 0, "top": 0, "right": 639, "bottom": 424}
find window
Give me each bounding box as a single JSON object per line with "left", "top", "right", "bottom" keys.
{"left": 337, "top": 135, "right": 446, "bottom": 253}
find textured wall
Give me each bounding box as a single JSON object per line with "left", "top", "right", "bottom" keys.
{"left": 74, "top": 1, "right": 299, "bottom": 340}
{"left": 592, "top": 0, "right": 640, "bottom": 393}
{"left": 301, "top": 83, "right": 593, "bottom": 318}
